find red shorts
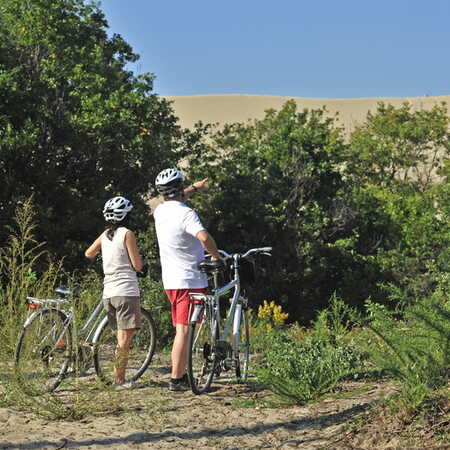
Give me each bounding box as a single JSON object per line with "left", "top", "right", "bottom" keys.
{"left": 165, "top": 288, "right": 208, "bottom": 326}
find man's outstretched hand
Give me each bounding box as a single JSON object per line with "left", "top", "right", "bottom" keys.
{"left": 193, "top": 178, "right": 208, "bottom": 192}
{"left": 184, "top": 178, "right": 209, "bottom": 198}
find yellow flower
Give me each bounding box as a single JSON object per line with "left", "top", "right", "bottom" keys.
{"left": 257, "top": 300, "right": 288, "bottom": 328}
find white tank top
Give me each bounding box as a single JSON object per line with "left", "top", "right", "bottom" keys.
{"left": 101, "top": 227, "right": 139, "bottom": 298}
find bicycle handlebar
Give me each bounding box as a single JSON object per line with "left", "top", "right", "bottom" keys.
{"left": 217, "top": 247, "right": 272, "bottom": 260}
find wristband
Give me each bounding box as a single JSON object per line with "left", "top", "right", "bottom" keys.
{"left": 191, "top": 184, "right": 198, "bottom": 192}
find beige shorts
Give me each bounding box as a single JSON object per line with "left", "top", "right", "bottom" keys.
{"left": 103, "top": 296, "right": 142, "bottom": 330}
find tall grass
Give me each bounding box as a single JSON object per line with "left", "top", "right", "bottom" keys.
{"left": 0, "top": 199, "right": 135, "bottom": 420}
{"left": 0, "top": 198, "right": 62, "bottom": 358}
{"left": 366, "top": 296, "right": 450, "bottom": 411}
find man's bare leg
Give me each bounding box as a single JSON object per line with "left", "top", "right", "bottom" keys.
{"left": 171, "top": 324, "right": 189, "bottom": 379}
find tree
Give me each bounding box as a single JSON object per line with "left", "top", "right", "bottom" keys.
{"left": 0, "top": 0, "right": 192, "bottom": 267}
{"left": 346, "top": 102, "right": 450, "bottom": 193}
{"left": 345, "top": 102, "right": 450, "bottom": 305}
{"left": 184, "top": 100, "right": 450, "bottom": 321}
{"left": 186, "top": 101, "right": 359, "bottom": 322}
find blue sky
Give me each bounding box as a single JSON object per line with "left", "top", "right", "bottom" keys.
{"left": 100, "top": 0, "right": 450, "bottom": 98}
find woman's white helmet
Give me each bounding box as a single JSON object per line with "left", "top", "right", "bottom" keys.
{"left": 155, "top": 168, "right": 184, "bottom": 197}
{"left": 103, "top": 196, "right": 133, "bottom": 223}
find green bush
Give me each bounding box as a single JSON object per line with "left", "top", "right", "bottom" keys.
{"left": 186, "top": 101, "right": 354, "bottom": 323}
{"left": 255, "top": 297, "right": 365, "bottom": 403}
{"left": 366, "top": 295, "right": 450, "bottom": 411}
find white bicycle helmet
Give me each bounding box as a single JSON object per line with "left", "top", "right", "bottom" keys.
{"left": 155, "top": 168, "right": 184, "bottom": 197}
{"left": 103, "top": 196, "right": 133, "bottom": 223}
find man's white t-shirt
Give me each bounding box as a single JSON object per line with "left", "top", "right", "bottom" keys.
{"left": 153, "top": 201, "right": 208, "bottom": 289}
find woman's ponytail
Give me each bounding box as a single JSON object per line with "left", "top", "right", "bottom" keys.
{"left": 105, "top": 223, "right": 120, "bottom": 240}
{"left": 105, "top": 215, "right": 129, "bottom": 240}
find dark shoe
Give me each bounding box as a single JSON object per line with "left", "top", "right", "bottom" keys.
{"left": 168, "top": 374, "right": 189, "bottom": 392}
{"left": 168, "top": 381, "right": 188, "bottom": 392}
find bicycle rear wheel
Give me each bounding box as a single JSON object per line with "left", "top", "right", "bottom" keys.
{"left": 235, "top": 307, "right": 250, "bottom": 381}
{"left": 93, "top": 307, "right": 156, "bottom": 384}
{"left": 187, "top": 315, "right": 219, "bottom": 395}
{"left": 15, "top": 308, "right": 72, "bottom": 393}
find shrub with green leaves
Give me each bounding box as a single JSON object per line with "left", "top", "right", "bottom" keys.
{"left": 366, "top": 296, "right": 450, "bottom": 411}
{"left": 256, "top": 297, "right": 365, "bottom": 403}
{"left": 185, "top": 101, "right": 354, "bottom": 323}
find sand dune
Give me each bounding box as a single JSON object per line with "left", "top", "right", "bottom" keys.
{"left": 165, "top": 94, "right": 450, "bottom": 131}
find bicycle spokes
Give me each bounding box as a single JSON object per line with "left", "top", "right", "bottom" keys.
{"left": 93, "top": 308, "right": 156, "bottom": 385}
{"left": 188, "top": 318, "right": 218, "bottom": 394}
{"left": 15, "top": 309, "right": 72, "bottom": 393}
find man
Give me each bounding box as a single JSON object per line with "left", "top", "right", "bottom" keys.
{"left": 153, "top": 168, "right": 221, "bottom": 391}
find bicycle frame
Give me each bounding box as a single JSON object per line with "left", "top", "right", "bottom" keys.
{"left": 216, "top": 279, "right": 242, "bottom": 352}
{"left": 187, "top": 246, "right": 272, "bottom": 393}
{"left": 190, "top": 258, "right": 244, "bottom": 355}
{"left": 79, "top": 299, "right": 106, "bottom": 345}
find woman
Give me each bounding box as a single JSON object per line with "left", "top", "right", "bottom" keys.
{"left": 85, "top": 196, "right": 143, "bottom": 388}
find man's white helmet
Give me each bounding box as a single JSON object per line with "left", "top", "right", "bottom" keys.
{"left": 103, "top": 196, "right": 133, "bottom": 223}
{"left": 155, "top": 168, "right": 184, "bottom": 197}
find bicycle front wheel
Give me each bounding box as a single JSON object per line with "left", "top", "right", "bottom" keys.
{"left": 15, "top": 308, "right": 72, "bottom": 393}
{"left": 93, "top": 307, "right": 156, "bottom": 384}
{"left": 235, "top": 308, "right": 250, "bottom": 381}
{"left": 187, "top": 315, "right": 219, "bottom": 395}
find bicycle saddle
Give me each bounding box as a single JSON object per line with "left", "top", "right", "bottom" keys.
{"left": 55, "top": 286, "right": 71, "bottom": 297}
{"left": 54, "top": 285, "right": 81, "bottom": 297}
{"left": 198, "top": 260, "right": 225, "bottom": 273}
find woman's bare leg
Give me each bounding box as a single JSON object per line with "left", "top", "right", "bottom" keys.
{"left": 115, "top": 328, "right": 135, "bottom": 385}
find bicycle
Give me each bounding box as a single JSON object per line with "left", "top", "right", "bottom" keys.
{"left": 187, "top": 246, "right": 272, "bottom": 395}
{"left": 15, "top": 286, "right": 156, "bottom": 393}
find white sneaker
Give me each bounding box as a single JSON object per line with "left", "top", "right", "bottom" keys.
{"left": 114, "top": 381, "right": 134, "bottom": 390}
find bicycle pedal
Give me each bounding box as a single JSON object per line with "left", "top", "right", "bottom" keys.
{"left": 223, "top": 358, "right": 238, "bottom": 370}
{"left": 222, "top": 358, "right": 233, "bottom": 371}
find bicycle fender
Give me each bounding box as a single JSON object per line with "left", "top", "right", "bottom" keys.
{"left": 23, "top": 307, "right": 54, "bottom": 328}
{"left": 233, "top": 303, "right": 243, "bottom": 349}
{"left": 190, "top": 305, "right": 204, "bottom": 324}
{"left": 91, "top": 315, "right": 109, "bottom": 343}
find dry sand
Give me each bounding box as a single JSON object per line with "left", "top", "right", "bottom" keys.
{"left": 165, "top": 94, "right": 450, "bottom": 132}
{"left": 0, "top": 358, "right": 401, "bottom": 450}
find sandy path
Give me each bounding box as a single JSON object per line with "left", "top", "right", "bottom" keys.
{"left": 0, "top": 359, "right": 395, "bottom": 450}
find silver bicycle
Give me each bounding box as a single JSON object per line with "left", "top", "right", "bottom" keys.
{"left": 187, "top": 246, "right": 272, "bottom": 395}
{"left": 15, "top": 286, "right": 156, "bottom": 393}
